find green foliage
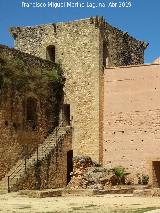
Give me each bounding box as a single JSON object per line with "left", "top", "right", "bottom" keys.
{"left": 0, "top": 55, "right": 30, "bottom": 91}
{"left": 113, "top": 166, "right": 125, "bottom": 178}
{"left": 46, "top": 63, "right": 65, "bottom": 89}
{"left": 0, "top": 53, "right": 65, "bottom": 125}
{"left": 137, "top": 173, "right": 149, "bottom": 185}
{"left": 45, "top": 64, "right": 65, "bottom": 106}
{"left": 142, "top": 174, "right": 149, "bottom": 185}
{"left": 0, "top": 54, "right": 65, "bottom": 130}
{"left": 92, "top": 160, "right": 101, "bottom": 167}
{"left": 113, "top": 166, "right": 125, "bottom": 185}
{"left": 0, "top": 54, "right": 65, "bottom": 93}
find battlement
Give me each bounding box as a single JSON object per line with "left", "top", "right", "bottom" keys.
{"left": 9, "top": 16, "right": 147, "bottom": 68}
{"left": 10, "top": 16, "right": 148, "bottom": 49}
{"left": 10, "top": 17, "right": 96, "bottom": 39}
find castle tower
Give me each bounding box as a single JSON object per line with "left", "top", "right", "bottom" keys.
{"left": 10, "top": 17, "right": 147, "bottom": 163}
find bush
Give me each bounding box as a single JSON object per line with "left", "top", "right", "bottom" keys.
{"left": 142, "top": 174, "right": 149, "bottom": 185}
{"left": 113, "top": 166, "right": 125, "bottom": 184}
{"left": 137, "top": 174, "right": 149, "bottom": 185}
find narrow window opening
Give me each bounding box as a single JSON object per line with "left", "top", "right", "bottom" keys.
{"left": 5, "top": 121, "right": 8, "bottom": 126}
{"left": 46, "top": 45, "right": 55, "bottom": 62}
{"left": 26, "top": 97, "right": 37, "bottom": 130}
{"left": 103, "top": 42, "right": 108, "bottom": 68}
{"left": 63, "top": 104, "right": 70, "bottom": 126}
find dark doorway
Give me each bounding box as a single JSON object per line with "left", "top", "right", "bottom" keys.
{"left": 152, "top": 161, "right": 160, "bottom": 187}
{"left": 63, "top": 104, "right": 70, "bottom": 126}
{"left": 67, "top": 150, "right": 73, "bottom": 184}
{"left": 46, "top": 45, "right": 55, "bottom": 62}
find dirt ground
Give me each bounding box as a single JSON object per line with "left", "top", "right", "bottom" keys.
{"left": 0, "top": 192, "right": 160, "bottom": 213}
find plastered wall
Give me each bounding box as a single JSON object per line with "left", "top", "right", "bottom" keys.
{"left": 104, "top": 64, "right": 160, "bottom": 182}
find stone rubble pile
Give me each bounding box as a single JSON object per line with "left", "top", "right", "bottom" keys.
{"left": 67, "top": 155, "right": 118, "bottom": 190}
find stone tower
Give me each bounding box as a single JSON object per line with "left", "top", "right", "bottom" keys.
{"left": 10, "top": 17, "right": 147, "bottom": 163}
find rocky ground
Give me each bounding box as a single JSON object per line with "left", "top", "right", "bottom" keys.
{"left": 67, "top": 156, "right": 124, "bottom": 190}
{"left": 0, "top": 192, "right": 160, "bottom": 213}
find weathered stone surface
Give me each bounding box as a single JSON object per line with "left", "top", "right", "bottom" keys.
{"left": 19, "top": 188, "right": 63, "bottom": 198}
{"left": 151, "top": 188, "right": 160, "bottom": 197}
{"left": 10, "top": 130, "right": 72, "bottom": 191}
{"left": 133, "top": 188, "right": 160, "bottom": 197}
{"left": 0, "top": 46, "right": 61, "bottom": 180}
{"left": 0, "top": 44, "right": 56, "bottom": 70}
{"left": 63, "top": 188, "right": 133, "bottom": 196}
{"left": 1, "top": 17, "right": 153, "bottom": 191}
{"left": 133, "top": 189, "right": 152, "bottom": 197}
{"left": 10, "top": 17, "right": 145, "bottom": 162}
{"left": 67, "top": 155, "right": 119, "bottom": 190}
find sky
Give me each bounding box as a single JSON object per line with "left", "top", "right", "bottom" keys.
{"left": 0, "top": 0, "right": 160, "bottom": 63}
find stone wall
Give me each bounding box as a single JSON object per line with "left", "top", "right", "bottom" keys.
{"left": 10, "top": 17, "right": 146, "bottom": 163}
{"left": 10, "top": 17, "right": 146, "bottom": 68}
{"left": 10, "top": 18, "right": 102, "bottom": 162}
{"left": 103, "top": 64, "right": 160, "bottom": 183}
{"left": 0, "top": 44, "right": 56, "bottom": 70}
{"left": 11, "top": 131, "right": 72, "bottom": 191}
{"left": 104, "top": 22, "right": 147, "bottom": 67}
{"left": 0, "top": 46, "right": 60, "bottom": 180}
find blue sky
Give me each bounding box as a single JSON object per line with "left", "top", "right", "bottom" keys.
{"left": 0, "top": 0, "right": 160, "bottom": 63}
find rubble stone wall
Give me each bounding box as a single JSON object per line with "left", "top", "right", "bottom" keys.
{"left": 11, "top": 18, "right": 102, "bottom": 161}
{"left": 103, "top": 22, "right": 146, "bottom": 67}
{"left": 0, "top": 44, "right": 56, "bottom": 71}
{"left": 12, "top": 131, "right": 72, "bottom": 191}
{"left": 0, "top": 47, "right": 59, "bottom": 180}
{"left": 103, "top": 64, "right": 160, "bottom": 183}
{"left": 10, "top": 17, "right": 145, "bottom": 162}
